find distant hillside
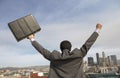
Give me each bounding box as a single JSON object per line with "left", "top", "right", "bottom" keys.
{"left": 0, "top": 65, "right": 49, "bottom": 72}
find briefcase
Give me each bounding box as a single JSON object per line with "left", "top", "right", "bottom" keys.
{"left": 8, "top": 14, "right": 41, "bottom": 42}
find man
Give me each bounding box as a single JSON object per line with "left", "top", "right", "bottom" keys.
{"left": 28, "top": 23, "right": 102, "bottom": 78}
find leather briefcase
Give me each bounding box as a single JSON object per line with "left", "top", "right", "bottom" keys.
{"left": 8, "top": 14, "right": 41, "bottom": 42}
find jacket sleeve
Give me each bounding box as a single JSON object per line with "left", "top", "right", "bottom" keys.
{"left": 80, "top": 32, "right": 99, "bottom": 57}
{"left": 31, "top": 41, "right": 52, "bottom": 60}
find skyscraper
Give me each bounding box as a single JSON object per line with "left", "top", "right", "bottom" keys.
{"left": 110, "top": 55, "right": 117, "bottom": 66}
{"left": 88, "top": 57, "right": 94, "bottom": 66}
{"left": 102, "top": 52, "right": 106, "bottom": 67}
{"left": 96, "top": 53, "right": 100, "bottom": 65}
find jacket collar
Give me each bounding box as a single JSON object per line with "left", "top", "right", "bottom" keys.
{"left": 62, "top": 49, "right": 70, "bottom": 57}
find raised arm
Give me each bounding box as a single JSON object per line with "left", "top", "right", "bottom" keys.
{"left": 28, "top": 34, "right": 52, "bottom": 60}
{"left": 80, "top": 23, "right": 102, "bottom": 57}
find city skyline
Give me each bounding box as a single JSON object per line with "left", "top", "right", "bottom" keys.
{"left": 0, "top": 0, "right": 120, "bottom": 67}
{"left": 87, "top": 52, "right": 118, "bottom": 66}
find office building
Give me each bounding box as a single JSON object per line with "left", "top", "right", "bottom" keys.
{"left": 96, "top": 53, "right": 100, "bottom": 65}
{"left": 110, "top": 55, "right": 117, "bottom": 66}
{"left": 88, "top": 57, "right": 94, "bottom": 66}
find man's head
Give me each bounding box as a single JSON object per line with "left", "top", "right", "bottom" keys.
{"left": 60, "top": 40, "right": 72, "bottom": 52}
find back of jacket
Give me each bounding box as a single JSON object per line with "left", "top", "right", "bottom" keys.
{"left": 31, "top": 32, "right": 99, "bottom": 78}
{"left": 48, "top": 48, "right": 86, "bottom": 78}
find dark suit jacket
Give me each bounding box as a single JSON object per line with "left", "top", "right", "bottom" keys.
{"left": 31, "top": 32, "right": 99, "bottom": 78}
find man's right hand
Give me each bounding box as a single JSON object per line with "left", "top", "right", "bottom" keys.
{"left": 96, "top": 23, "right": 102, "bottom": 30}
{"left": 28, "top": 34, "right": 35, "bottom": 40}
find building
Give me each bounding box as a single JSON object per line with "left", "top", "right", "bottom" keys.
{"left": 30, "top": 72, "right": 47, "bottom": 78}
{"left": 96, "top": 53, "right": 100, "bottom": 65}
{"left": 88, "top": 57, "right": 94, "bottom": 66}
{"left": 96, "top": 52, "right": 110, "bottom": 67}
{"left": 110, "top": 55, "right": 117, "bottom": 66}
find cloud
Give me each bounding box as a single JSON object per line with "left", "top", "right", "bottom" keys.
{"left": 0, "top": 0, "right": 120, "bottom": 67}
{"left": 0, "top": 31, "right": 49, "bottom": 67}
{"left": 0, "top": 51, "right": 49, "bottom": 67}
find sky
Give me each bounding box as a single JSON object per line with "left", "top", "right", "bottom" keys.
{"left": 0, "top": 0, "right": 120, "bottom": 67}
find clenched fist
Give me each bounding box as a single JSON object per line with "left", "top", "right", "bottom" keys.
{"left": 28, "top": 34, "right": 35, "bottom": 40}
{"left": 96, "top": 23, "right": 102, "bottom": 30}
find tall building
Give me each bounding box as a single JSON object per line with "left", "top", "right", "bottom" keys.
{"left": 102, "top": 52, "right": 105, "bottom": 62}
{"left": 88, "top": 57, "right": 94, "bottom": 66}
{"left": 96, "top": 53, "right": 100, "bottom": 65}
{"left": 108, "top": 56, "right": 113, "bottom": 66}
{"left": 99, "top": 52, "right": 109, "bottom": 66}
{"left": 110, "top": 55, "right": 117, "bottom": 66}
{"left": 102, "top": 52, "right": 106, "bottom": 67}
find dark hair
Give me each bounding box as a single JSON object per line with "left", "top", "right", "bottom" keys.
{"left": 60, "top": 40, "right": 72, "bottom": 52}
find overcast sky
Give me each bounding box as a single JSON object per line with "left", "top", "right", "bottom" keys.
{"left": 0, "top": 0, "right": 120, "bottom": 67}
